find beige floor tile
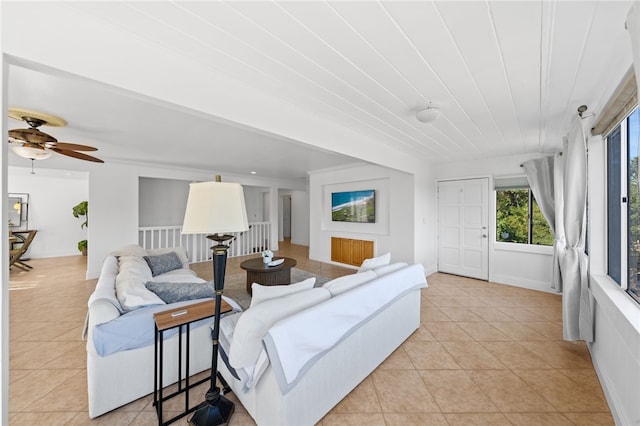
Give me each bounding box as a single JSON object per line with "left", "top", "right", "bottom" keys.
{"left": 371, "top": 369, "right": 440, "bottom": 413}
{"left": 67, "top": 409, "right": 140, "bottom": 425}
{"left": 329, "top": 376, "right": 381, "bottom": 413}
{"left": 378, "top": 347, "right": 415, "bottom": 370}
{"left": 440, "top": 341, "right": 506, "bottom": 369}
{"left": 8, "top": 411, "right": 79, "bottom": 425}
{"left": 10, "top": 340, "right": 80, "bottom": 370}
{"left": 420, "top": 305, "right": 451, "bottom": 322}
{"left": 418, "top": 370, "right": 499, "bottom": 413}
{"left": 9, "top": 368, "right": 30, "bottom": 384}
{"left": 403, "top": 341, "right": 460, "bottom": 370}
{"left": 383, "top": 413, "right": 449, "bottom": 425}
{"left": 489, "top": 322, "right": 550, "bottom": 341}
{"left": 457, "top": 321, "right": 511, "bottom": 342}
{"left": 427, "top": 295, "right": 469, "bottom": 307}
{"left": 225, "top": 411, "right": 258, "bottom": 426}
{"left": 503, "top": 412, "right": 574, "bottom": 425}
{"left": 444, "top": 413, "right": 512, "bottom": 425}
{"left": 563, "top": 412, "right": 615, "bottom": 425}
{"left": 468, "top": 370, "right": 556, "bottom": 412}
{"left": 406, "top": 324, "right": 437, "bottom": 342}
{"left": 423, "top": 321, "right": 474, "bottom": 341}
{"left": 25, "top": 370, "right": 88, "bottom": 412}
{"left": 513, "top": 369, "right": 610, "bottom": 412}
{"left": 9, "top": 369, "right": 83, "bottom": 412}
{"left": 40, "top": 341, "right": 86, "bottom": 369}
{"left": 8, "top": 253, "right": 613, "bottom": 425}
{"left": 525, "top": 321, "right": 564, "bottom": 340}
{"left": 480, "top": 341, "right": 554, "bottom": 369}
{"left": 469, "top": 307, "right": 517, "bottom": 322}
{"left": 499, "top": 306, "right": 548, "bottom": 321}
{"left": 319, "top": 413, "right": 386, "bottom": 425}
{"left": 519, "top": 341, "right": 594, "bottom": 369}
{"left": 438, "top": 307, "right": 484, "bottom": 322}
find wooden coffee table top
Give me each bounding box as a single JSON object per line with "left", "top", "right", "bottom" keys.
{"left": 240, "top": 257, "right": 297, "bottom": 272}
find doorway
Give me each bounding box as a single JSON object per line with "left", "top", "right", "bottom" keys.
{"left": 437, "top": 178, "right": 489, "bottom": 280}
{"left": 282, "top": 195, "right": 291, "bottom": 239}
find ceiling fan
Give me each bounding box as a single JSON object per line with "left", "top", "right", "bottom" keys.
{"left": 7, "top": 107, "right": 104, "bottom": 165}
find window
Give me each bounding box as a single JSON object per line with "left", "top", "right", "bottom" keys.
{"left": 495, "top": 187, "right": 554, "bottom": 246}
{"left": 607, "top": 107, "right": 640, "bottom": 303}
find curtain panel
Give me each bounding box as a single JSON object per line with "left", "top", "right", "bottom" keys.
{"left": 522, "top": 155, "right": 562, "bottom": 293}
{"left": 558, "top": 116, "right": 594, "bottom": 342}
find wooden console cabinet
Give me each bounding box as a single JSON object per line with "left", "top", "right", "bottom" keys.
{"left": 331, "top": 237, "right": 374, "bottom": 267}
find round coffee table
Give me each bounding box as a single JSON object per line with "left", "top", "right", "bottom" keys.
{"left": 240, "top": 257, "right": 297, "bottom": 295}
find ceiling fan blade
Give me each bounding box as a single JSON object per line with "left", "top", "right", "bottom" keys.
{"left": 50, "top": 148, "right": 104, "bottom": 163}
{"left": 8, "top": 128, "right": 57, "bottom": 144}
{"left": 48, "top": 142, "right": 98, "bottom": 151}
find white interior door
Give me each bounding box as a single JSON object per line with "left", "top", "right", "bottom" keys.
{"left": 438, "top": 178, "right": 489, "bottom": 280}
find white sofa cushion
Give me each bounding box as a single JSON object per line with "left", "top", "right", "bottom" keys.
{"left": 322, "top": 270, "right": 376, "bottom": 296}
{"left": 229, "top": 287, "right": 331, "bottom": 369}
{"left": 110, "top": 244, "right": 147, "bottom": 258}
{"left": 115, "top": 255, "right": 165, "bottom": 311}
{"left": 250, "top": 277, "right": 316, "bottom": 308}
{"left": 357, "top": 252, "right": 391, "bottom": 273}
{"left": 372, "top": 262, "right": 408, "bottom": 277}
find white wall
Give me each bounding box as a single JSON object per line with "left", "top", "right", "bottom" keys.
{"left": 8, "top": 166, "right": 88, "bottom": 258}
{"left": 290, "top": 190, "right": 309, "bottom": 246}
{"left": 88, "top": 161, "right": 303, "bottom": 278}
{"left": 139, "top": 177, "right": 191, "bottom": 226}
{"left": 139, "top": 177, "right": 269, "bottom": 227}
{"left": 414, "top": 168, "right": 437, "bottom": 275}
{"left": 309, "top": 164, "right": 414, "bottom": 267}
{"left": 277, "top": 189, "right": 310, "bottom": 246}
{"left": 587, "top": 135, "right": 640, "bottom": 426}
{"left": 435, "top": 153, "right": 555, "bottom": 292}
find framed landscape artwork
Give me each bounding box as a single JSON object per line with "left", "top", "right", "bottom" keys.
{"left": 331, "top": 189, "right": 375, "bottom": 223}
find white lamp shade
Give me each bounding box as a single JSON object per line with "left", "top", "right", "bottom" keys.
{"left": 182, "top": 181, "right": 249, "bottom": 234}
{"left": 12, "top": 145, "right": 52, "bottom": 160}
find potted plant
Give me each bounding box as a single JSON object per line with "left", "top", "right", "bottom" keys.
{"left": 262, "top": 249, "right": 274, "bottom": 264}
{"left": 72, "top": 200, "right": 89, "bottom": 256}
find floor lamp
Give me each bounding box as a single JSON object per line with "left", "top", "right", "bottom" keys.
{"left": 181, "top": 177, "right": 248, "bottom": 426}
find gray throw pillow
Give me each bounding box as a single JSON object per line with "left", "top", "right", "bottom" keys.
{"left": 145, "top": 281, "right": 214, "bottom": 304}
{"left": 143, "top": 251, "right": 182, "bottom": 277}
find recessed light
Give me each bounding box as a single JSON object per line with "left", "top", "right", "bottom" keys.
{"left": 250, "top": 171, "right": 257, "bottom": 175}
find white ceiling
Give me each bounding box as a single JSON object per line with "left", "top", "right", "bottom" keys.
{"left": 5, "top": 1, "right": 635, "bottom": 179}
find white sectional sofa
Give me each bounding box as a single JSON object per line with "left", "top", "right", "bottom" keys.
{"left": 217, "top": 261, "right": 427, "bottom": 426}
{"left": 84, "top": 245, "right": 239, "bottom": 418}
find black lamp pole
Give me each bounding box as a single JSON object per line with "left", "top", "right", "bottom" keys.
{"left": 188, "top": 234, "right": 235, "bottom": 426}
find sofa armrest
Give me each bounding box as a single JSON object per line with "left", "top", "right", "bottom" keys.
{"left": 86, "top": 299, "right": 121, "bottom": 340}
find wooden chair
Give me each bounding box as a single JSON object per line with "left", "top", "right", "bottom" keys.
{"left": 9, "top": 230, "right": 37, "bottom": 271}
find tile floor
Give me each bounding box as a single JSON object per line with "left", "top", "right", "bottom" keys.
{"left": 8, "top": 241, "right": 614, "bottom": 425}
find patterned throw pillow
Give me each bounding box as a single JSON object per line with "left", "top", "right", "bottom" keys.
{"left": 143, "top": 251, "right": 183, "bottom": 277}
{"left": 145, "top": 281, "right": 214, "bottom": 304}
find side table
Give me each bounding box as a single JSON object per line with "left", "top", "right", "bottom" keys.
{"left": 239, "top": 257, "right": 297, "bottom": 295}
{"left": 153, "top": 299, "right": 232, "bottom": 426}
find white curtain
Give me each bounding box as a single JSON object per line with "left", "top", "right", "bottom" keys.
{"left": 522, "top": 155, "right": 562, "bottom": 292}
{"left": 556, "top": 115, "right": 593, "bottom": 342}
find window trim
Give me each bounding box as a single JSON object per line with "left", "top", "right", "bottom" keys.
{"left": 494, "top": 241, "right": 553, "bottom": 255}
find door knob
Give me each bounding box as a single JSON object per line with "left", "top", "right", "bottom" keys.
{"left": 482, "top": 234, "right": 487, "bottom": 238}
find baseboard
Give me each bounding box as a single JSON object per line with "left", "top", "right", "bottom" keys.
{"left": 489, "top": 273, "right": 557, "bottom": 294}
{"left": 588, "top": 342, "right": 628, "bottom": 426}
{"left": 423, "top": 264, "right": 437, "bottom": 277}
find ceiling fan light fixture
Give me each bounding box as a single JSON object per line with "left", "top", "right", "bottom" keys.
{"left": 416, "top": 105, "right": 441, "bottom": 123}
{"left": 12, "top": 145, "right": 52, "bottom": 160}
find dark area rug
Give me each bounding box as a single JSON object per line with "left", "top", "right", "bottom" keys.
{"left": 223, "top": 268, "right": 330, "bottom": 310}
